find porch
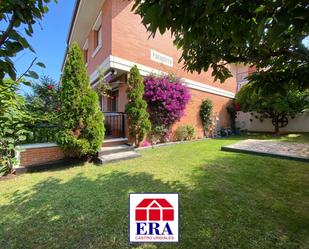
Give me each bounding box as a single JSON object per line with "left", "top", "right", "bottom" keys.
{"left": 97, "top": 73, "right": 129, "bottom": 142}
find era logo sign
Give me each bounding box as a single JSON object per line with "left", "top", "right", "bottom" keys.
{"left": 129, "top": 193, "right": 179, "bottom": 243}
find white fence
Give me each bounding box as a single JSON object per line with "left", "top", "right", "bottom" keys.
{"left": 236, "top": 112, "right": 309, "bottom": 133}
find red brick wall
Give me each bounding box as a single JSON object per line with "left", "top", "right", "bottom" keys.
{"left": 20, "top": 146, "right": 65, "bottom": 167}
{"left": 172, "top": 89, "right": 233, "bottom": 139}
{"left": 86, "top": 0, "right": 112, "bottom": 75}
{"left": 84, "top": 0, "right": 237, "bottom": 93}
{"left": 111, "top": 0, "right": 237, "bottom": 94}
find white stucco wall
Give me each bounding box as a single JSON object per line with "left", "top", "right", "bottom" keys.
{"left": 236, "top": 112, "right": 309, "bottom": 133}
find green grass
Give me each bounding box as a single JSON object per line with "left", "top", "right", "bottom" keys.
{"left": 0, "top": 136, "right": 308, "bottom": 249}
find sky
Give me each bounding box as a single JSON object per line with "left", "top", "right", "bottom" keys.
{"left": 11, "top": 0, "right": 76, "bottom": 93}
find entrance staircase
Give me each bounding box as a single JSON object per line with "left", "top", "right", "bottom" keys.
{"left": 97, "top": 139, "right": 141, "bottom": 164}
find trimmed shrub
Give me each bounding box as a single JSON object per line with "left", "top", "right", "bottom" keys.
{"left": 144, "top": 74, "right": 190, "bottom": 142}
{"left": 148, "top": 125, "right": 171, "bottom": 144}
{"left": 125, "top": 65, "right": 151, "bottom": 147}
{"left": 199, "top": 99, "right": 213, "bottom": 136}
{"left": 57, "top": 42, "right": 105, "bottom": 157}
{"left": 174, "top": 125, "right": 196, "bottom": 141}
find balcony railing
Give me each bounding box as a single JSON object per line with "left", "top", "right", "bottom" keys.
{"left": 104, "top": 112, "right": 126, "bottom": 138}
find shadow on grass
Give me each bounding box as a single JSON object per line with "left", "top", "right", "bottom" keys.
{"left": 1, "top": 150, "right": 308, "bottom": 249}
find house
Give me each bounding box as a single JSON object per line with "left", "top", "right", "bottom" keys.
{"left": 63, "top": 0, "right": 245, "bottom": 142}
{"left": 135, "top": 198, "right": 174, "bottom": 221}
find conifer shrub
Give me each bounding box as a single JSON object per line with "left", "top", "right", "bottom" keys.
{"left": 125, "top": 66, "right": 151, "bottom": 147}
{"left": 57, "top": 42, "right": 105, "bottom": 157}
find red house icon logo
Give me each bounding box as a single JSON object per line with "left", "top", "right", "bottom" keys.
{"left": 135, "top": 198, "right": 174, "bottom": 221}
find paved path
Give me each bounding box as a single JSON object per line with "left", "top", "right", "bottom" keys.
{"left": 222, "top": 139, "right": 309, "bottom": 162}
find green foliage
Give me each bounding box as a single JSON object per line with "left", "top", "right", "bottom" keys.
{"left": 125, "top": 65, "right": 151, "bottom": 147}
{"left": 0, "top": 79, "right": 30, "bottom": 176}
{"left": 26, "top": 75, "right": 61, "bottom": 125}
{"left": 236, "top": 83, "right": 309, "bottom": 133}
{"left": 199, "top": 99, "right": 213, "bottom": 135}
{"left": 149, "top": 125, "right": 169, "bottom": 145}
{"left": 226, "top": 102, "right": 239, "bottom": 132}
{"left": 23, "top": 124, "right": 58, "bottom": 144}
{"left": 95, "top": 68, "right": 112, "bottom": 97}
{"left": 173, "top": 125, "right": 196, "bottom": 141}
{"left": 0, "top": 0, "right": 56, "bottom": 85}
{"left": 57, "top": 42, "right": 105, "bottom": 157}
{"left": 133, "top": 1, "right": 309, "bottom": 89}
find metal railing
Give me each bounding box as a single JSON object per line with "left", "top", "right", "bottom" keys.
{"left": 104, "top": 112, "right": 126, "bottom": 138}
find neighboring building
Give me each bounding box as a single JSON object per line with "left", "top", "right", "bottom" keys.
{"left": 63, "top": 0, "right": 244, "bottom": 140}
{"left": 235, "top": 65, "right": 309, "bottom": 133}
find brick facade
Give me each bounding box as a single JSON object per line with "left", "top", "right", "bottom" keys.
{"left": 172, "top": 89, "right": 233, "bottom": 138}
{"left": 67, "top": 0, "right": 245, "bottom": 141}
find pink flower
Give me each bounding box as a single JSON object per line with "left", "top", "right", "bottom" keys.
{"left": 143, "top": 74, "right": 190, "bottom": 129}
{"left": 141, "top": 140, "right": 151, "bottom": 147}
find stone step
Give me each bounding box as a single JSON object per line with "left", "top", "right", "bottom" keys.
{"left": 97, "top": 151, "right": 141, "bottom": 165}
{"left": 102, "top": 138, "right": 128, "bottom": 147}
{"left": 99, "top": 144, "right": 134, "bottom": 156}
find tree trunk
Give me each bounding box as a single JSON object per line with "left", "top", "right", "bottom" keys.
{"left": 274, "top": 121, "right": 280, "bottom": 135}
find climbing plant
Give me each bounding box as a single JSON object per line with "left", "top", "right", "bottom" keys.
{"left": 199, "top": 99, "right": 213, "bottom": 136}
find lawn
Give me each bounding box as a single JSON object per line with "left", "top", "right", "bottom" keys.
{"left": 0, "top": 136, "right": 308, "bottom": 249}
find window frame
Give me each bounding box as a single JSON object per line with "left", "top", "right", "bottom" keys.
{"left": 92, "top": 12, "right": 102, "bottom": 58}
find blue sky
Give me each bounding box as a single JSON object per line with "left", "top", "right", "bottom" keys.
{"left": 12, "top": 0, "right": 75, "bottom": 93}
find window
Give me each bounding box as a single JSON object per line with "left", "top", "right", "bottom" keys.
{"left": 83, "top": 39, "right": 89, "bottom": 65}
{"left": 84, "top": 49, "right": 88, "bottom": 64}
{"left": 92, "top": 11, "right": 102, "bottom": 58}
{"left": 94, "top": 26, "right": 102, "bottom": 49}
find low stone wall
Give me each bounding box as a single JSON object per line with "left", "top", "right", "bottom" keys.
{"left": 16, "top": 143, "right": 65, "bottom": 168}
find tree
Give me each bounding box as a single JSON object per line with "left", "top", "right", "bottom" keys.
{"left": 125, "top": 65, "right": 151, "bottom": 147}
{"left": 26, "top": 76, "right": 61, "bottom": 124}
{"left": 57, "top": 42, "right": 105, "bottom": 157}
{"left": 0, "top": 0, "right": 56, "bottom": 85}
{"left": 199, "top": 99, "right": 213, "bottom": 136}
{"left": 0, "top": 1, "right": 56, "bottom": 176}
{"left": 133, "top": 1, "right": 309, "bottom": 89}
{"left": 0, "top": 79, "right": 30, "bottom": 176}
{"left": 236, "top": 83, "right": 309, "bottom": 134}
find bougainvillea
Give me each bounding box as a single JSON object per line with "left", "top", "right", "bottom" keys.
{"left": 143, "top": 74, "right": 190, "bottom": 140}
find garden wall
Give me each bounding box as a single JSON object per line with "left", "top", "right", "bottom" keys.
{"left": 236, "top": 112, "right": 309, "bottom": 133}
{"left": 16, "top": 143, "right": 65, "bottom": 168}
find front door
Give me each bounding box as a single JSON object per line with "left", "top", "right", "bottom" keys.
{"left": 107, "top": 89, "right": 119, "bottom": 112}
